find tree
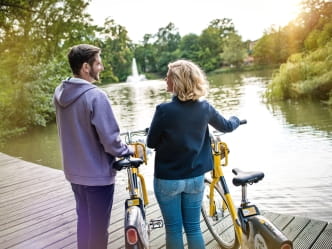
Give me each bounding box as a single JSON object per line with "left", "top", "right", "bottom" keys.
{"left": 266, "top": 0, "right": 332, "bottom": 103}
{"left": 253, "top": 25, "right": 293, "bottom": 64}
{"left": 135, "top": 34, "right": 158, "bottom": 73}
{"left": 291, "top": 0, "right": 332, "bottom": 50}
{"left": 199, "top": 18, "right": 236, "bottom": 71}
{"left": 153, "top": 22, "right": 181, "bottom": 73}
{"left": 0, "top": 0, "right": 98, "bottom": 141}
{"left": 253, "top": 0, "right": 332, "bottom": 66}
{"left": 98, "top": 18, "right": 133, "bottom": 83}
{"left": 179, "top": 33, "right": 201, "bottom": 63}
{"left": 220, "top": 33, "right": 246, "bottom": 67}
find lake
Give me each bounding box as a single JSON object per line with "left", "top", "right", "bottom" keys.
{"left": 2, "top": 70, "right": 332, "bottom": 222}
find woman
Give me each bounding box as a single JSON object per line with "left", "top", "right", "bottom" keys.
{"left": 147, "top": 59, "right": 240, "bottom": 249}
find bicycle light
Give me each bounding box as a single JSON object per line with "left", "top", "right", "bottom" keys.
{"left": 126, "top": 227, "right": 138, "bottom": 245}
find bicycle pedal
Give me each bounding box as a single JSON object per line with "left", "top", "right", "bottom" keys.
{"left": 149, "top": 219, "right": 163, "bottom": 229}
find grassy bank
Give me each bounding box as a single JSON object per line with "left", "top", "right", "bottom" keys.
{"left": 208, "top": 64, "right": 279, "bottom": 75}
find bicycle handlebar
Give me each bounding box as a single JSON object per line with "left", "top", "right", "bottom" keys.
{"left": 120, "top": 128, "right": 149, "bottom": 137}
{"left": 121, "top": 120, "right": 246, "bottom": 145}
{"left": 210, "top": 119, "right": 247, "bottom": 147}
{"left": 120, "top": 128, "right": 149, "bottom": 144}
{"left": 239, "top": 119, "right": 247, "bottom": 125}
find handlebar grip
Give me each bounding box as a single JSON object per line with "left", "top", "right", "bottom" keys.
{"left": 240, "top": 119, "right": 247, "bottom": 125}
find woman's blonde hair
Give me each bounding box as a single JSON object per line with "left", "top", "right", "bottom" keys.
{"left": 168, "top": 59, "right": 208, "bottom": 101}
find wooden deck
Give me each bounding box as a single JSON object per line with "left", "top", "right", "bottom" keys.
{"left": 0, "top": 152, "right": 331, "bottom": 249}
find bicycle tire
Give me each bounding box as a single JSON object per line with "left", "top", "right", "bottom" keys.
{"left": 125, "top": 170, "right": 149, "bottom": 249}
{"left": 201, "top": 178, "right": 239, "bottom": 249}
{"left": 125, "top": 206, "right": 148, "bottom": 249}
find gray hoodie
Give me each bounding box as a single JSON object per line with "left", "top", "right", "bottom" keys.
{"left": 54, "top": 78, "right": 132, "bottom": 186}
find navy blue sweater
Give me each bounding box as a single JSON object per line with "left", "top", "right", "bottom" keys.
{"left": 147, "top": 96, "right": 240, "bottom": 180}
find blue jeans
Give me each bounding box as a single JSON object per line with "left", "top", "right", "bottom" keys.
{"left": 154, "top": 175, "right": 206, "bottom": 249}
{"left": 71, "top": 183, "right": 115, "bottom": 249}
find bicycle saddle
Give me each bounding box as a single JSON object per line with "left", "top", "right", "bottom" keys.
{"left": 232, "top": 168, "right": 264, "bottom": 186}
{"left": 113, "top": 157, "right": 143, "bottom": 171}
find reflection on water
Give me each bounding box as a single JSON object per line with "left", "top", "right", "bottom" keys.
{"left": 103, "top": 80, "right": 169, "bottom": 130}
{"left": 269, "top": 100, "right": 332, "bottom": 137}
{"left": 1, "top": 70, "right": 332, "bottom": 222}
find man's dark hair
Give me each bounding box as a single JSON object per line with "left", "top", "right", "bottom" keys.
{"left": 68, "top": 44, "right": 101, "bottom": 76}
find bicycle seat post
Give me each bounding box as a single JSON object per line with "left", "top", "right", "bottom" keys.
{"left": 127, "top": 167, "right": 136, "bottom": 198}
{"left": 241, "top": 184, "right": 250, "bottom": 207}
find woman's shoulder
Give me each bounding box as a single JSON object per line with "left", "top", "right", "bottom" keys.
{"left": 196, "top": 98, "right": 212, "bottom": 109}
{"left": 156, "top": 97, "right": 212, "bottom": 111}
{"left": 198, "top": 98, "right": 210, "bottom": 105}
{"left": 156, "top": 97, "right": 175, "bottom": 108}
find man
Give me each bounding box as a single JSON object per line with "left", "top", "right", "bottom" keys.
{"left": 53, "top": 44, "right": 132, "bottom": 249}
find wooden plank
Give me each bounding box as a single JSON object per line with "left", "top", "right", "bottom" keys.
{"left": 8, "top": 219, "right": 76, "bottom": 249}
{"left": 1, "top": 152, "right": 332, "bottom": 249}
{"left": 0, "top": 173, "right": 63, "bottom": 195}
{"left": 262, "top": 211, "right": 281, "bottom": 222}
{"left": 293, "top": 219, "right": 328, "bottom": 249}
{"left": 0, "top": 153, "right": 21, "bottom": 165}
{"left": 0, "top": 187, "right": 73, "bottom": 217}
{"left": 46, "top": 234, "right": 76, "bottom": 249}
{"left": 0, "top": 209, "right": 76, "bottom": 248}
{"left": 282, "top": 215, "right": 311, "bottom": 241}
{"left": 270, "top": 212, "right": 295, "bottom": 231}
{"left": 0, "top": 177, "right": 69, "bottom": 207}
{"left": 0, "top": 162, "right": 44, "bottom": 180}
{"left": 311, "top": 223, "right": 332, "bottom": 249}
{"left": 0, "top": 195, "right": 75, "bottom": 232}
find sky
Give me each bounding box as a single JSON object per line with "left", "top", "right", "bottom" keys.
{"left": 87, "top": 0, "right": 303, "bottom": 42}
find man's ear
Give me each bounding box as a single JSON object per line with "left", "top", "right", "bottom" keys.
{"left": 82, "top": 62, "right": 90, "bottom": 74}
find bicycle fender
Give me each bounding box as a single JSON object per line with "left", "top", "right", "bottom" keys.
{"left": 125, "top": 206, "right": 149, "bottom": 248}
{"left": 244, "top": 215, "right": 293, "bottom": 249}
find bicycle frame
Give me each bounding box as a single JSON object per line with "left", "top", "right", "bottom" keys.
{"left": 209, "top": 140, "right": 244, "bottom": 244}
{"left": 116, "top": 130, "right": 163, "bottom": 249}
{"left": 205, "top": 130, "right": 293, "bottom": 249}
{"left": 128, "top": 142, "right": 149, "bottom": 206}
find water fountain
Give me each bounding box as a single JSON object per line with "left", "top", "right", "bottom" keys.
{"left": 126, "top": 58, "right": 146, "bottom": 82}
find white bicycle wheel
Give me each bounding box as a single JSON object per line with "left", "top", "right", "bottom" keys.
{"left": 201, "top": 179, "right": 239, "bottom": 249}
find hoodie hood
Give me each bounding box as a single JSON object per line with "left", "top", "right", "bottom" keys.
{"left": 54, "top": 78, "right": 96, "bottom": 108}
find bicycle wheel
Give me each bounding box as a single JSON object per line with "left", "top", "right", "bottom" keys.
{"left": 201, "top": 179, "right": 239, "bottom": 249}
{"left": 125, "top": 177, "right": 149, "bottom": 249}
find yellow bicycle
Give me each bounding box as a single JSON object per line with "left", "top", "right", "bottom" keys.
{"left": 201, "top": 120, "right": 293, "bottom": 249}
{"left": 114, "top": 129, "right": 162, "bottom": 249}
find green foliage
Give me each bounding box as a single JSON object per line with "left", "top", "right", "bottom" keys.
{"left": 265, "top": 0, "right": 332, "bottom": 103}
{"left": 153, "top": 23, "right": 181, "bottom": 74}
{"left": 305, "top": 21, "right": 332, "bottom": 50}
{"left": 0, "top": 0, "right": 97, "bottom": 141}
{"left": 133, "top": 18, "right": 243, "bottom": 76}
{"left": 220, "top": 33, "right": 246, "bottom": 67}
{"left": 4, "top": 0, "right": 307, "bottom": 143}
{"left": 253, "top": 26, "right": 291, "bottom": 64}
{"left": 178, "top": 33, "right": 201, "bottom": 62}
{"left": 98, "top": 18, "right": 133, "bottom": 83}
{"left": 266, "top": 41, "right": 332, "bottom": 101}
{"left": 134, "top": 34, "right": 158, "bottom": 73}
{"left": 254, "top": 0, "right": 332, "bottom": 65}
{"left": 198, "top": 18, "right": 236, "bottom": 71}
